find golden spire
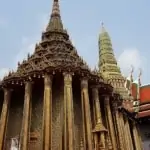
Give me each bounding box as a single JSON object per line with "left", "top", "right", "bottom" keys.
{"left": 46, "top": 0, "right": 63, "bottom": 31}
{"left": 98, "top": 22, "right": 121, "bottom": 76}
{"left": 51, "top": 0, "right": 60, "bottom": 17}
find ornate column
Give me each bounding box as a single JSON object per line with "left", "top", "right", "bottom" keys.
{"left": 63, "top": 75, "right": 67, "bottom": 150}
{"left": 132, "top": 121, "right": 142, "bottom": 150}
{"left": 112, "top": 111, "right": 119, "bottom": 149}
{"left": 42, "top": 74, "right": 53, "bottom": 150}
{"left": 81, "top": 78, "right": 93, "bottom": 150}
{"left": 119, "top": 112, "right": 128, "bottom": 150}
{"left": 0, "top": 88, "right": 11, "bottom": 150}
{"left": 81, "top": 83, "right": 86, "bottom": 150}
{"left": 20, "top": 81, "right": 32, "bottom": 150}
{"left": 64, "top": 73, "right": 74, "bottom": 150}
{"left": 92, "top": 87, "right": 106, "bottom": 149}
{"left": 104, "top": 96, "right": 117, "bottom": 150}
{"left": 124, "top": 116, "right": 134, "bottom": 150}
{"left": 112, "top": 103, "right": 124, "bottom": 150}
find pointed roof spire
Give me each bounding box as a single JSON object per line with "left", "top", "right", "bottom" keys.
{"left": 128, "top": 65, "right": 134, "bottom": 96}
{"left": 51, "top": 0, "right": 60, "bottom": 17}
{"left": 98, "top": 22, "right": 120, "bottom": 75}
{"left": 98, "top": 23, "right": 131, "bottom": 101}
{"left": 46, "top": 0, "right": 63, "bottom": 31}
{"left": 99, "top": 22, "right": 111, "bottom": 43}
{"left": 130, "top": 65, "right": 134, "bottom": 82}
{"left": 132, "top": 68, "right": 142, "bottom": 86}
{"left": 101, "top": 22, "right": 106, "bottom": 33}
{"left": 136, "top": 68, "right": 142, "bottom": 101}
{"left": 138, "top": 68, "right": 142, "bottom": 86}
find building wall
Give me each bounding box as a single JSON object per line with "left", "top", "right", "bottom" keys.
{"left": 139, "top": 123, "right": 150, "bottom": 150}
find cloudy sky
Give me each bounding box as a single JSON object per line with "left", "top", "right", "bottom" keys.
{"left": 0, "top": 0, "right": 149, "bottom": 84}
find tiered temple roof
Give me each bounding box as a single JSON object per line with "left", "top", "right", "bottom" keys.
{"left": 0, "top": 0, "right": 111, "bottom": 90}
{"left": 0, "top": 0, "right": 141, "bottom": 117}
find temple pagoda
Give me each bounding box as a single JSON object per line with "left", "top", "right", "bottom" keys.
{"left": 0, "top": 0, "right": 143, "bottom": 149}
{"left": 98, "top": 24, "right": 142, "bottom": 150}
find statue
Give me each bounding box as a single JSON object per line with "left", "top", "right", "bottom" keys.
{"left": 10, "top": 137, "right": 19, "bottom": 150}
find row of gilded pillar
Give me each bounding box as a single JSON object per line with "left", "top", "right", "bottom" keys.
{"left": 0, "top": 72, "right": 142, "bottom": 150}
{"left": 0, "top": 73, "right": 93, "bottom": 150}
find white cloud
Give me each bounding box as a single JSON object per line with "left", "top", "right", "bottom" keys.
{"left": 118, "top": 48, "right": 144, "bottom": 77}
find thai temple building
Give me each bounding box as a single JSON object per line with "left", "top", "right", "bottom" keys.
{"left": 124, "top": 70, "right": 150, "bottom": 149}
{"left": 138, "top": 84, "right": 150, "bottom": 149}
{"left": 0, "top": 0, "right": 148, "bottom": 149}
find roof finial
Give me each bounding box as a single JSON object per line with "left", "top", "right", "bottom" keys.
{"left": 138, "top": 68, "right": 142, "bottom": 86}
{"left": 130, "top": 65, "right": 134, "bottom": 82}
{"left": 101, "top": 22, "right": 106, "bottom": 33}
{"left": 128, "top": 65, "right": 134, "bottom": 96}
{"left": 46, "top": 0, "right": 63, "bottom": 31}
